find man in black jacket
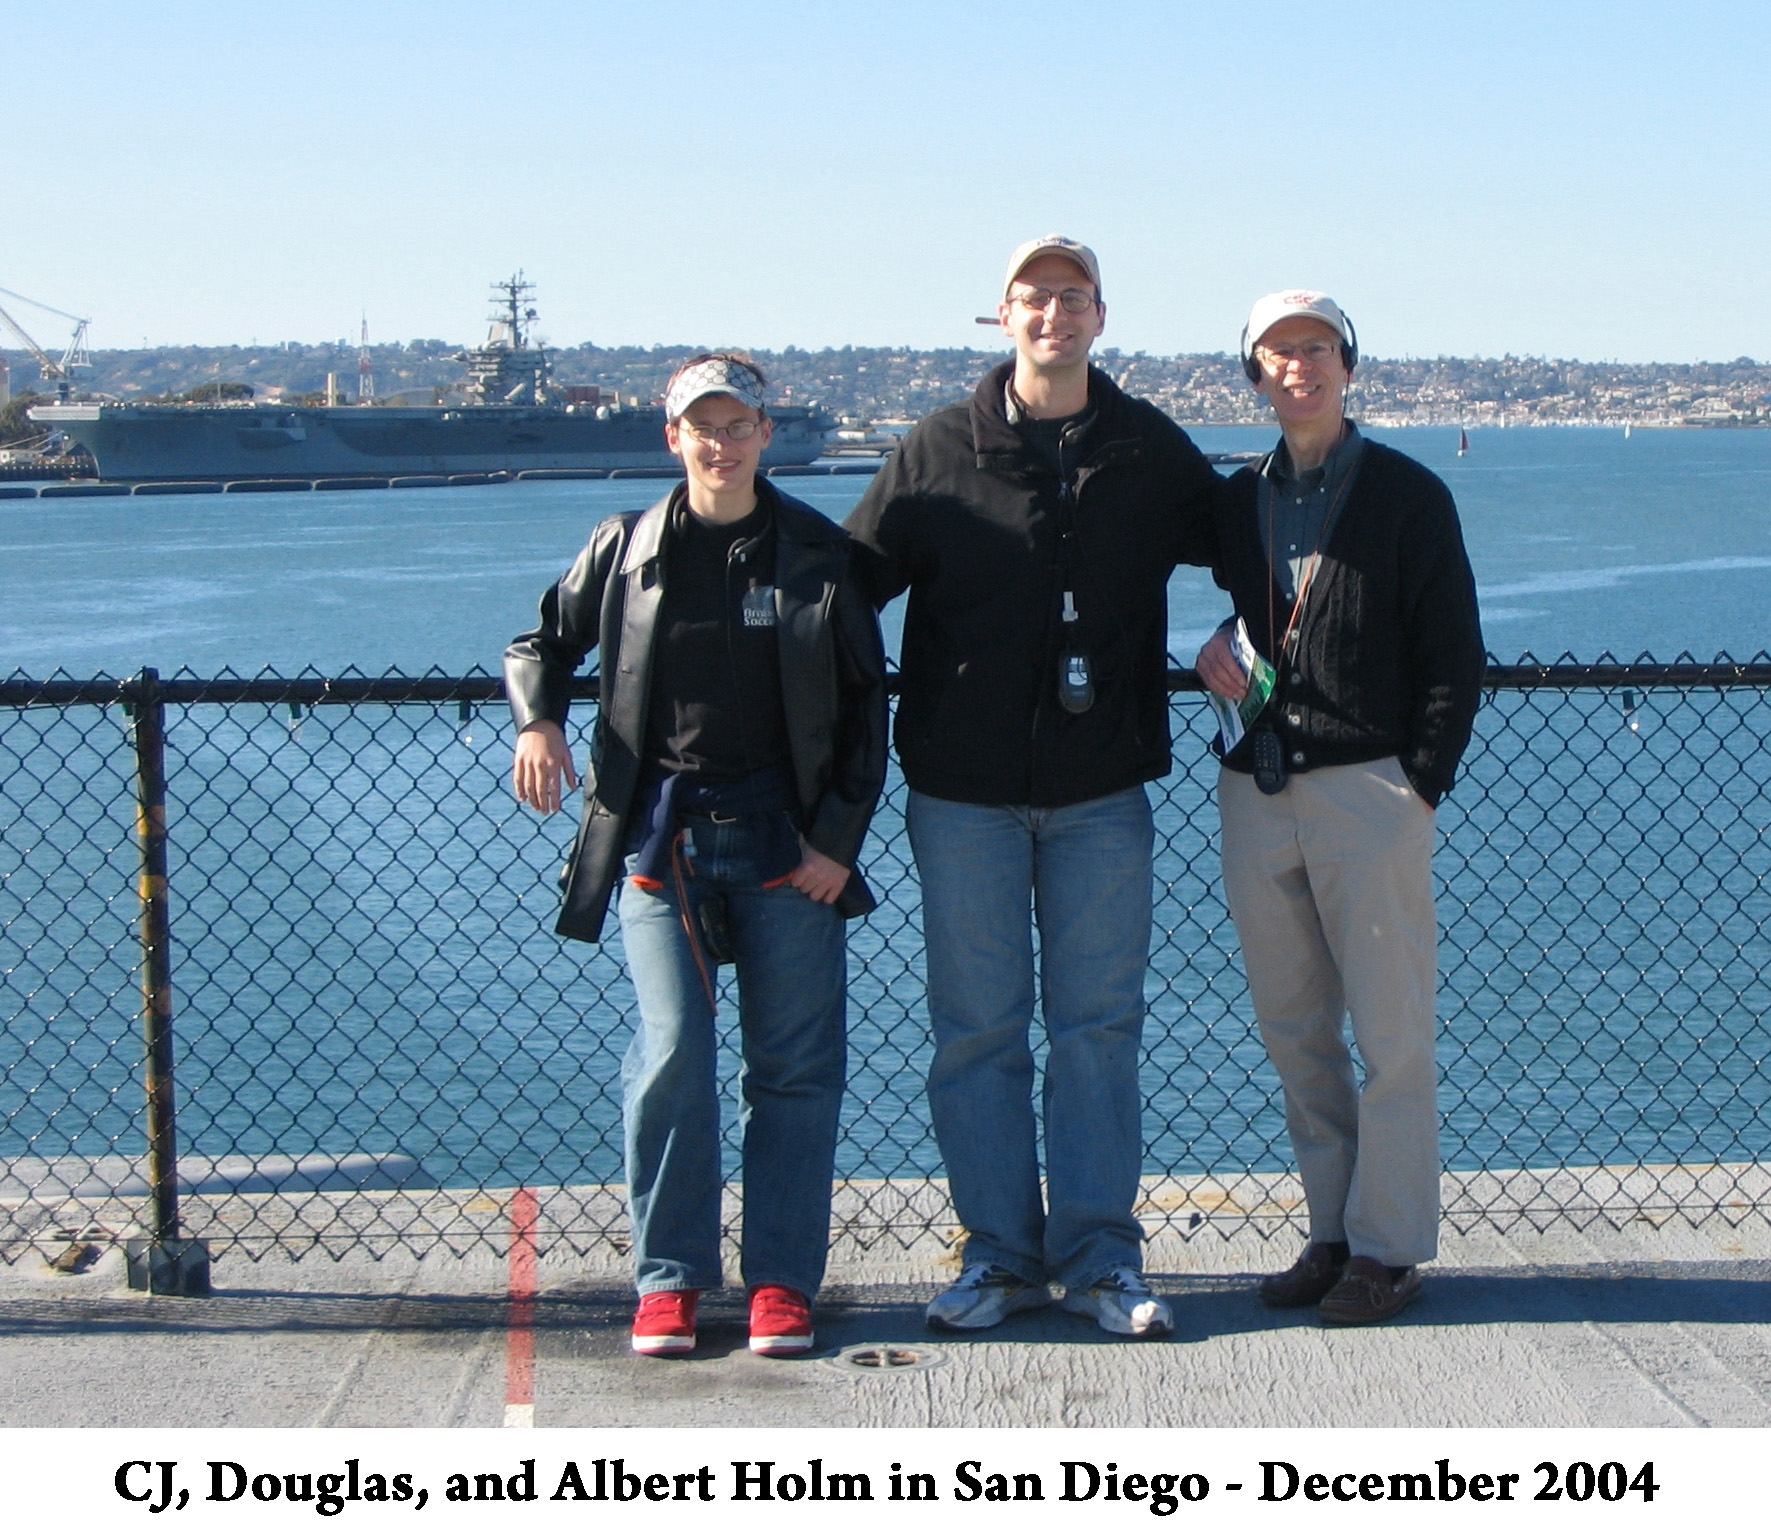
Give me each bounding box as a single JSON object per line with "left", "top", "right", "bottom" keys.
{"left": 1195, "top": 290, "right": 1484, "bottom": 1326}
{"left": 844, "top": 236, "right": 1222, "bottom": 1337}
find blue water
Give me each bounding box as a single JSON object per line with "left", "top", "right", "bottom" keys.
{"left": 2, "top": 426, "right": 1769, "bottom": 1202}
{"left": 4, "top": 425, "right": 1770, "bottom": 677}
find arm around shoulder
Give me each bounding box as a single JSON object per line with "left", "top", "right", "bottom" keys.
{"left": 1151, "top": 410, "right": 1226, "bottom": 570}
{"left": 841, "top": 421, "right": 941, "bottom": 609}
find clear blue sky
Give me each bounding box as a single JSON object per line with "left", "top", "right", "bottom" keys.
{"left": 6, "top": 0, "right": 1767, "bottom": 363}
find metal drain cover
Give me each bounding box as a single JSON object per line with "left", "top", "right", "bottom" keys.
{"left": 831, "top": 1343, "right": 946, "bottom": 1374}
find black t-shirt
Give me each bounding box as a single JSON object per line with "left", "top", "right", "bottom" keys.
{"left": 1016, "top": 406, "right": 1091, "bottom": 478}
{"left": 642, "top": 498, "right": 790, "bottom": 778}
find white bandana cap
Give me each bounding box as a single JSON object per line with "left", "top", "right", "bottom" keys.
{"left": 664, "top": 357, "right": 768, "bottom": 421}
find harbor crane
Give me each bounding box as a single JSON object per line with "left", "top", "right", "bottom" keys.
{"left": 0, "top": 285, "right": 91, "bottom": 402}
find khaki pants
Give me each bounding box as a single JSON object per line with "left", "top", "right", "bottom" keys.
{"left": 1219, "top": 758, "right": 1441, "bottom": 1266}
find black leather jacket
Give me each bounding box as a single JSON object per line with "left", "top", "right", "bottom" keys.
{"left": 504, "top": 480, "right": 889, "bottom": 942}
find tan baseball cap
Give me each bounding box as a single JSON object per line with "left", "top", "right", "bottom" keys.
{"left": 1003, "top": 235, "right": 1102, "bottom": 299}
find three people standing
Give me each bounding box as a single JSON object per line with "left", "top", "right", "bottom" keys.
{"left": 509, "top": 257, "right": 1483, "bottom": 1353}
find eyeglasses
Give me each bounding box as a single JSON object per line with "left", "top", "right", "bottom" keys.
{"left": 1009, "top": 286, "right": 1100, "bottom": 315}
{"left": 1255, "top": 339, "right": 1342, "bottom": 366}
{"left": 676, "top": 417, "right": 763, "bottom": 443}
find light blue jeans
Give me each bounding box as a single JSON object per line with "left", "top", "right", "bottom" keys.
{"left": 907, "top": 786, "right": 1154, "bottom": 1288}
{"left": 616, "top": 813, "right": 846, "bottom": 1300}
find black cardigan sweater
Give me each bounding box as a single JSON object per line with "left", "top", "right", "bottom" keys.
{"left": 1213, "top": 438, "right": 1485, "bottom": 807}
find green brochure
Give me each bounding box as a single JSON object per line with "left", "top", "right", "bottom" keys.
{"left": 1207, "top": 618, "right": 1277, "bottom": 752}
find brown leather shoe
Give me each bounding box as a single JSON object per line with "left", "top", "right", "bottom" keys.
{"left": 1317, "top": 1256, "right": 1422, "bottom": 1326}
{"left": 1257, "top": 1241, "right": 1349, "bottom": 1308}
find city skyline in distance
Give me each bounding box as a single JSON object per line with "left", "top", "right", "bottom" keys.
{"left": 5, "top": 0, "right": 1768, "bottom": 366}
{"left": 20, "top": 341, "right": 1765, "bottom": 432}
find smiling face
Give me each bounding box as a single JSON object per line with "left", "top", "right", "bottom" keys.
{"left": 998, "top": 252, "right": 1105, "bottom": 377}
{"left": 1250, "top": 316, "right": 1351, "bottom": 434}
{"left": 664, "top": 392, "right": 772, "bottom": 511}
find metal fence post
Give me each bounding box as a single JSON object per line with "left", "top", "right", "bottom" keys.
{"left": 121, "top": 666, "right": 210, "bottom": 1295}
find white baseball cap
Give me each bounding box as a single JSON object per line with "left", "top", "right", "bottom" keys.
{"left": 1003, "top": 235, "right": 1103, "bottom": 299}
{"left": 1241, "top": 289, "right": 1356, "bottom": 357}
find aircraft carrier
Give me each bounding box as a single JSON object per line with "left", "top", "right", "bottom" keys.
{"left": 29, "top": 277, "right": 835, "bottom": 482}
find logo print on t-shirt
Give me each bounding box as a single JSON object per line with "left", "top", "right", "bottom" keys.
{"left": 742, "top": 585, "right": 777, "bottom": 628}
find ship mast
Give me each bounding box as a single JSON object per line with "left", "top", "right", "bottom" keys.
{"left": 494, "top": 274, "right": 536, "bottom": 352}
{"left": 459, "top": 272, "right": 551, "bottom": 405}
{"left": 357, "top": 313, "right": 375, "bottom": 405}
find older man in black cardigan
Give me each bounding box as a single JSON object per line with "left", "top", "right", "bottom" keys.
{"left": 1196, "top": 289, "right": 1484, "bottom": 1327}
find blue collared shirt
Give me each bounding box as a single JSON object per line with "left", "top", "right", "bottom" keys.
{"left": 1259, "top": 420, "right": 1366, "bottom": 603}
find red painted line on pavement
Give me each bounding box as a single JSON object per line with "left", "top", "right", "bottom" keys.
{"left": 505, "top": 1186, "right": 539, "bottom": 1423}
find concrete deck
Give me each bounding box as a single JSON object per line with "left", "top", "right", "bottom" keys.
{"left": 2, "top": 1216, "right": 1767, "bottom": 1428}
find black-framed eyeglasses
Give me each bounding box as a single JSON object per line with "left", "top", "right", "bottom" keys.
{"left": 677, "top": 418, "right": 763, "bottom": 443}
{"left": 1009, "top": 286, "right": 1099, "bottom": 315}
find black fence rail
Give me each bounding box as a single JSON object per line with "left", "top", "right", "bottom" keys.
{"left": 3, "top": 659, "right": 1770, "bottom": 1286}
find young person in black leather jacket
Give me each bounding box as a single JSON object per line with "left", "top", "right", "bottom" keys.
{"left": 506, "top": 354, "right": 886, "bottom": 1359}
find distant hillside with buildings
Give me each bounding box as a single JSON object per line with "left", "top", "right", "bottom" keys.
{"left": 4, "top": 341, "right": 1767, "bottom": 432}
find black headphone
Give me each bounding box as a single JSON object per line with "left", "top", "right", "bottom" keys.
{"left": 1239, "top": 307, "right": 1359, "bottom": 382}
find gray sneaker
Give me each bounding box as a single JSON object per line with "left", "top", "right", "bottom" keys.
{"left": 1061, "top": 1268, "right": 1174, "bottom": 1337}
{"left": 926, "top": 1263, "right": 1051, "bottom": 1330}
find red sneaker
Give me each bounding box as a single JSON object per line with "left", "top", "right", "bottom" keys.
{"left": 748, "top": 1285, "right": 814, "bottom": 1356}
{"left": 631, "top": 1289, "right": 698, "bottom": 1355}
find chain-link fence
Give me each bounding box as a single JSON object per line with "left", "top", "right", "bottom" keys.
{"left": 3, "top": 659, "right": 1769, "bottom": 1280}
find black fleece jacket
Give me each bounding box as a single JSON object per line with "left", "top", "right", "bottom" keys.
{"left": 1214, "top": 438, "right": 1485, "bottom": 806}
{"left": 843, "top": 361, "right": 1221, "bottom": 807}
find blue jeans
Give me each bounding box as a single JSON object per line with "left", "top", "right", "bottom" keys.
{"left": 616, "top": 813, "right": 846, "bottom": 1300}
{"left": 907, "top": 786, "right": 1154, "bottom": 1288}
